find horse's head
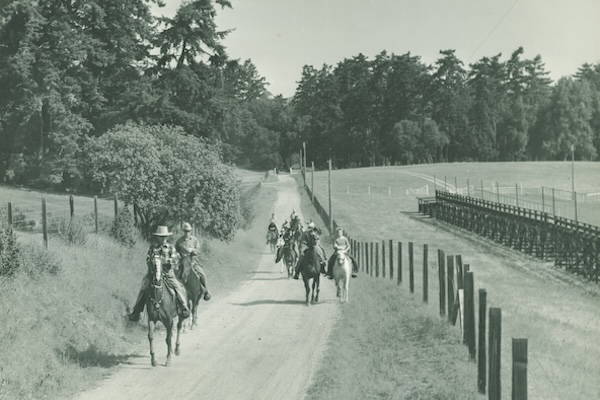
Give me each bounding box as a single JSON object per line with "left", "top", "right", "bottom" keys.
{"left": 336, "top": 249, "right": 347, "bottom": 264}
{"left": 151, "top": 255, "right": 162, "bottom": 285}
{"left": 307, "top": 231, "right": 318, "bottom": 248}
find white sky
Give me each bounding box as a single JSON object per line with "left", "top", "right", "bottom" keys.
{"left": 153, "top": 0, "right": 600, "bottom": 98}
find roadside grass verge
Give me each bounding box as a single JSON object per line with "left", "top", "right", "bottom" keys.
{"left": 0, "top": 180, "right": 275, "bottom": 400}
{"left": 295, "top": 179, "right": 483, "bottom": 399}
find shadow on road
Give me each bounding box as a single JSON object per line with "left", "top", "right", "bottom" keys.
{"left": 231, "top": 299, "right": 307, "bottom": 306}
{"left": 64, "top": 344, "right": 145, "bottom": 368}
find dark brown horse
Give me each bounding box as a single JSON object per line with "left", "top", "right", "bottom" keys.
{"left": 179, "top": 256, "right": 208, "bottom": 330}
{"left": 146, "top": 255, "right": 184, "bottom": 367}
{"left": 281, "top": 239, "right": 298, "bottom": 279}
{"left": 300, "top": 233, "right": 320, "bottom": 306}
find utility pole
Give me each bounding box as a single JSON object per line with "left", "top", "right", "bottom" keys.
{"left": 571, "top": 144, "right": 575, "bottom": 197}
{"left": 303, "top": 142, "right": 307, "bottom": 188}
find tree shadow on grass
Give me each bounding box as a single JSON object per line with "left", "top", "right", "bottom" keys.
{"left": 63, "top": 344, "right": 144, "bottom": 368}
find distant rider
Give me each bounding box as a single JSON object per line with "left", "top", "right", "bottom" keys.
{"left": 175, "top": 222, "right": 211, "bottom": 301}
{"left": 266, "top": 213, "right": 279, "bottom": 244}
{"left": 129, "top": 226, "right": 190, "bottom": 321}
{"left": 325, "top": 227, "right": 359, "bottom": 279}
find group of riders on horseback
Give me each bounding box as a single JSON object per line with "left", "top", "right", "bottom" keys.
{"left": 269, "top": 210, "right": 359, "bottom": 280}
{"left": 128, "top": 222, "right": 211, "bottom": 322}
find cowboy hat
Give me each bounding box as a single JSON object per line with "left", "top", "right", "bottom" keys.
{"left": 182, "top": 222, "right": 192, "bottom": 232}
{"left": 153, "top": 226, "right": 173, "bottom": 236}
{"left": 307, "top": 222, "right": 316, "bottom": 230}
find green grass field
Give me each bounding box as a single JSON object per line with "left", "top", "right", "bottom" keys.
{"left": 300, "top": 161, "right": 600, "bottom": 400}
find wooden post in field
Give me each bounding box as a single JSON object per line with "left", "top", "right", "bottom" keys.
{"left": 496, "top": 182, "right": 500, "bottom": 203}
{"left": 397, "top": 242, "right": 403, "bottom": 285}
{"left": 455, "top": 177, "right": 458, "bottom": 193}
{"left": 447, "top": 255, "right": 455, "bottom": 323}
{"left": 423, "top": 244, "right": 428, "bottom": 303}
{"left": 515, "top": 184, "right": 519, "bottom": 208}
{"left": 463, "top": 272, "right": 475, "bottom": 355}
{"left": 552, "top": 188, "right": 556, "bottom": 215}
{"left": 444, "top": 176, "right": 447, "bottom": 191}
{"left": 456, "top": 255, "right": 464, "bottom": 288}
{"left": 409, "top": 242, "right": 414, "bottom": 293}
{"left": 375, "top": 242, "right": 380, "bottom": 278}
{"left": 42, "top": 197, "right": 48, "bottom": 249}
{"left": 541, "top": 187, "right": 546, "bottom": 213}
{"left": 361, "top": 242, "right": 365, "bottom": 273}
{"left": 574, "top": 192, "right": 578, "bottom": 222}
{"left": 389, "top": 239, "right": 394, "bottom": 280}
{"left": 478, "top": 289, "right": 487, "bottom": 394}
{"left": 382, "top": 240, "right": 386, "bottom": 278}
{"left": 365, "top": 242, "right": 370, "bottom": 275}
{"left": 438, "top": 250, "right": 446, "bottom": 317}
{"left": 303, "top": 142, "right": 307, "bottom": 188}
{"left": 113, "top": 193, "right": 118, "bottom": 218}
{"left": 93, "top": 196, "right": 99, "bottom": 233}
{"left": 370, "top": 242, "right": 374, "bottom": 277}
{"left": 69, "top": 195, "right": 74, "bottom": 218}
{"left": 434, "top": 174, "right": 437, "bottom": 192}
{"left": 481, "top": 180, "right": 484, "bottom": 199}
{"left": 311, "top": 161, "right": 314, "bottom": 204}
{"left": 489, "top": 308, "right": 502, "bottom": 400}
{"left": 8, "top": 202, "right": 13, "bottom": 226}
{"left": 512, "top": 338, "right": 528, "bottom": 400}
{"left": 328, "top": 159, "right": 332, "bottom": 233}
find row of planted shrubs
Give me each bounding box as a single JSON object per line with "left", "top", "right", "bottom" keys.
{"left": 0, "top": 207, "right": 137, "bottom": 278}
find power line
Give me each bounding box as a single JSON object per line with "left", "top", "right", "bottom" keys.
{"left": 467, "top": 0, "right": 520, "bottom": 62}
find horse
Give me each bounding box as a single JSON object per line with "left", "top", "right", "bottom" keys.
{"left": 300, "top": 233, "right": 320, "bottom": 306}
{"left": 281, "top": 239, "right": 298, "bottom": 278}
{"left": 146, "top": 255, "right": 184, "bottom": 367}
{"left": 179, "top": 255, "right": 208, "bottom": 330}
{"left": 332, "top": 249, "right": 352, "bottom": 303}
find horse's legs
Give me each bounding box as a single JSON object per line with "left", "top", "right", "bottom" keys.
{"left": 165, "top": 320, "right": 173, "bottom": 367}
{"left": 175, "top": 317, "right": 183, "bottom": 356}
{"left": 148, "top": 321, "right": 157, "bottom": 367}
{"left": 314, "top": 277, "right": 320, "bottom": 303}
{"left": 303, "top": 278, "right": 310, "bottom": 306}
{"left": 344, "top": 276, "right": 350, "bottom": 303}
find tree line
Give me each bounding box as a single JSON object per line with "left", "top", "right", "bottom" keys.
{"left": 1, "top": 0, "right": 599, "bottom": 192}
{"left": 294, "top": 49, "right": 600, "bottom": 168}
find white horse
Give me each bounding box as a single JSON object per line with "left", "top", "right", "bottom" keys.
{"left": 332, "top": 249, "right": 352, "bottom": 303}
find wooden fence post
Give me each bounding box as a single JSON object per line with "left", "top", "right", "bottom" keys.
{"left": 328, "top": 159, "right": 333, "bottom": 233}
{"left": 370, "top": 242, "right": 374, "bottom": 277}
{"left": 69, "top": 195, "right": 74, "bottom": 218}
{"left": 311, "top": 161, "right": 314, "bottom": 204}
{"left": 409, "top": 242, "right": 414, "bottom": 293}
{"left": 465, "top": 272, "right": 476, "bottom": 361}
{"left": 512, "top": 338, "right": 528, "bottom": 400}
{"left": 8, "top": 202, "right": 13, "bottom": 226}
{"left": 94, "top": 195, "right": 99, "bottom": 233}
{"left": 397, "top": 242, "right": 403, "bottom": 285}
{"left": 438, "top": 250, "right": 446, "bottom": 317}
{"left": 42, "top": 198, "right": 48, "bottom": 249}
{"left": 478, "top": 289, "right": 487, "bottom": 394}
{"left": 113, "top": 193, "right": 118, "bottom": 218}
{"left": 389, "top": 239, "right": 394, "bottom": 280}
{"left": 456, "top": 255, "right": 463, "bottom": 288}
{"left": 447, "top": 255, "right": 455, "bottom": 323}
{"left": 489, "top": 308, "right": 502, "bottom": 400}
{"left": 423, "top": 244, "right": 428, "bottom": 303}
{"left": 375, "top": 242, "right": 380, "bottom": 278}
{"left": 382, "top": 240, "right": 386, "bottom": 279}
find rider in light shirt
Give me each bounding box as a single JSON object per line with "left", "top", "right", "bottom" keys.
{"left": 325, "top": 227, "right": 359, "bottom": 279}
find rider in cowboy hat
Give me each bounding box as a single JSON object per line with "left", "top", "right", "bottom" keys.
{"left": 175, "top": 222, "right": 211, "bottom": 301}
{"left": 129, "top": 226, "right": 191, "bottom": 321}
{"left": 293, "top": 221, "right": 327, "bottom": 279}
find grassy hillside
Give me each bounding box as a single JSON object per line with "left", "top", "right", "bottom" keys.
{"left": 0, "top": 177, "right": 274, "bottom": 400}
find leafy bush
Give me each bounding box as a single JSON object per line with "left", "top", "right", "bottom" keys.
{"left": 56, "top": 217, "right": 88, "bottom": 246}
{"left": 110, "top": 207, "right": 137, "bottom": 248}
{"left": 22, "top": 244, "right": 61, "bottom": 276}
{"left": 0, "top": 225, "right": 24, "bottom": 278}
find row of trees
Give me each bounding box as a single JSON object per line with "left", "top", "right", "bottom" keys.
{"left": 1, "top": 0, "right": 599, "bottom": 191}
{"left": 294, "top": 49, "right": 600, "bottom": 168}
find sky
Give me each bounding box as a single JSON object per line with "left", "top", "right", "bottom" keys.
{"left": 153, "top": 0, "right": 600, "bottom": 98}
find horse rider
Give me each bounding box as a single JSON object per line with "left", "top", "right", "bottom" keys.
{"left": 129, "top": 226, "right": 190, "bottom": 322}
{"left": 325, "top": 226, "right": 359, "bottom": 279}
{"left": 175, "top": 222, "right": 211, "bottom": 301}
{"left": 275, "top": 223, "right": 295, "bottom": 263}
{"left": 266, "top": 213, "right": 279, "bottom": 244}
{"left": 293, "top": 221, "right": 327, "bottom": 280}
{"left": 281, "top": 219, "right": 290, "bottom": 234}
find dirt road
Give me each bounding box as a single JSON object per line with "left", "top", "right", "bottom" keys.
{"left": 74, "top": 175, "right": 339, "bottom": 400}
